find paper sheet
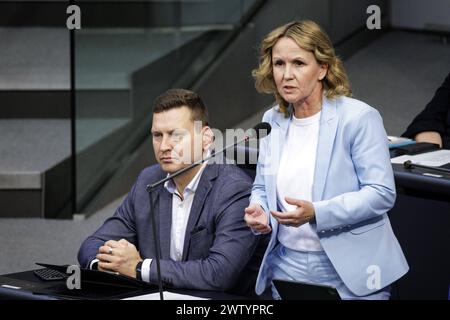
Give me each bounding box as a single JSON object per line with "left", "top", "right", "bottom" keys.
{"left": 123, "top": 291, "right": 210, "bottom": 300}
{"left": 391, "top": 149, "right": 450, "bottom": 167}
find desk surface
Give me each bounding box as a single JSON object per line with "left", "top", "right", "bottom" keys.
{"left": 0, "top": 270, "right": 243, "bottom": 300}
{"left": 392, "top": 163, "right": 450, "bottom": 198}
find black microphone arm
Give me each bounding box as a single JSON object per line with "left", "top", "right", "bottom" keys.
{"left": 145, "top": 122, "right": 271, "bottom": 300}
{"left": 403, "top": 160, "right": 450, "bottom": 174}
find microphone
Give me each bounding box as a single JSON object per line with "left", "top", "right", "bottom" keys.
{"left": 146, "top": 122, "right": 271, "bottom": 190}
{"left": 403, "top": 160, "right": 450, "bottom": 174}
{"left": 252, "top": 122, "right": 271, "bottom": 139}
{"left": 145, "top": 122, "right": 271, "bottom": 300}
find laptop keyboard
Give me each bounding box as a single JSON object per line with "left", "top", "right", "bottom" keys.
{"left": 33, "top": 268, "right": 67, "bottom": 281}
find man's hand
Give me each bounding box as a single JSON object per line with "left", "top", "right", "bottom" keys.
{"left": 271, "top": 197, "right": 315, "bottom": 227}
{"left": 96, "top": 239, "right": 142, "bottom": 278}
{"left": 244, "top": 203, "right": 271, "bottom": 234}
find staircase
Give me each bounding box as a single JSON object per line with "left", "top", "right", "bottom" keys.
{"left": 0, "top": 0, "right": 247, "bottom": 218}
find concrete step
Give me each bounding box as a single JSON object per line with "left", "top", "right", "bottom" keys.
{"left": 0, "top": 26, "right": 206, "bottom": 92}
{"left": 0, "top": 27, "right": 69, "bottom": 91}
{"left": 0, "top": 119, "right": 70, "bottom": 218}
{"left": 0, "top": 117, "right": 130, "bottom": 218}
{"left": 0, "top": 89, "right": 132, "bottom": 119}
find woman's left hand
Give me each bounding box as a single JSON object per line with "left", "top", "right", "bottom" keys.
{"left": 271, "top": 197, "right": 316, "bottom": 227}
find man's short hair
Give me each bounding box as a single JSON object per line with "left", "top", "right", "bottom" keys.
{"left": 153, "top": 88, "right": 209, "bottom": 126}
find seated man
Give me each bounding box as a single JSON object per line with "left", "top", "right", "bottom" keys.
{"left": 78, "top": 88, "right": 267, "bottom": 295}
{"left": 402, "top": 71, "right": 450, "bottom": 149}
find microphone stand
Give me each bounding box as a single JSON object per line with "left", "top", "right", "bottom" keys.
{"left": 145, "top": 135, "right": 250, "bottom": 300}
{"left": 147, "top": 188, "right": 164, "bottom": 300}
{"left": 403, "top": 160, "right": 450, "bottom": 174}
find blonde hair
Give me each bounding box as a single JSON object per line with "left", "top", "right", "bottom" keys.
{"left": 252, "top": 20, "right": 352, "bottom": 116}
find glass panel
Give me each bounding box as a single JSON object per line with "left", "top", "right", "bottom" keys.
{"left": 74, "top": 0, "right": 260, "bottom": 213}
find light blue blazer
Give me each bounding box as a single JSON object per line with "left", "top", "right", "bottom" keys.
{"left": 250, "top": 95, "right": 409, "bottom": 296}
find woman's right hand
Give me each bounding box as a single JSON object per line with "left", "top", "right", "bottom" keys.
{"left": 244, "top": 203, "right": 272, "bottom": 234}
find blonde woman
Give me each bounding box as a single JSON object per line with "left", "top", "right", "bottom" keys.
{"left": 244, "top": 20, "right": 408, "bottom": 299}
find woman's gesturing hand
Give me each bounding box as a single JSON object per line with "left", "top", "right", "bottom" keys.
{"left": 244, "top": 203, "right": 272, "bottom": 234}
{"left": 271, "top": 197, "right": 316, "bottom": 227}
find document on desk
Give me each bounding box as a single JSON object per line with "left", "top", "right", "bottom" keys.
{"left": 391, "top": 149, "right": 450, "bottom": 166}
{"left": 123, "top": 291, "right": 209, "bottom": 300}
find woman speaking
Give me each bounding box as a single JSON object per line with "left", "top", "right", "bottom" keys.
{"left": 245, "top": 20, "right": 408, "bottom": 300}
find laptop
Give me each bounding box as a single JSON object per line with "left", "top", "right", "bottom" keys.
{"left": 30, "top": 263, "right": 156, "bottom": 300}
{"left": 273, "top": 279, "right": 341, "bottom": 300}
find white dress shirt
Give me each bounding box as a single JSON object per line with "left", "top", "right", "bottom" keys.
{"left": 141, "top": 161, "right": 208, "bottom": 282}
{"left": 89, "top": 161, "right": 209, "bottom": 283}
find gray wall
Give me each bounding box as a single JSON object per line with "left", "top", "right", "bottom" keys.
{"left": 194, "top": 0, "right": 388, "bottom": 130}
{"left": 390, "top": 0, "right": 450, "bottom": 30}
{"left": 329, "top": 0, "right": 388, "bottom": 43}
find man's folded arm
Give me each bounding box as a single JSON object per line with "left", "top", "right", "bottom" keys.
{"left": 78, "top": 181, "right": 138, "bottom": 268}
{"left": 145, "top": 181, "right": 258, "bottom": 291}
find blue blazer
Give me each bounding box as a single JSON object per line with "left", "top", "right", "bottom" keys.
{"left": 78, "top": 163, "right": 267, "bottom": 295}
{"left": 251, "top": 96, "right": 409, "bottom": 296}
